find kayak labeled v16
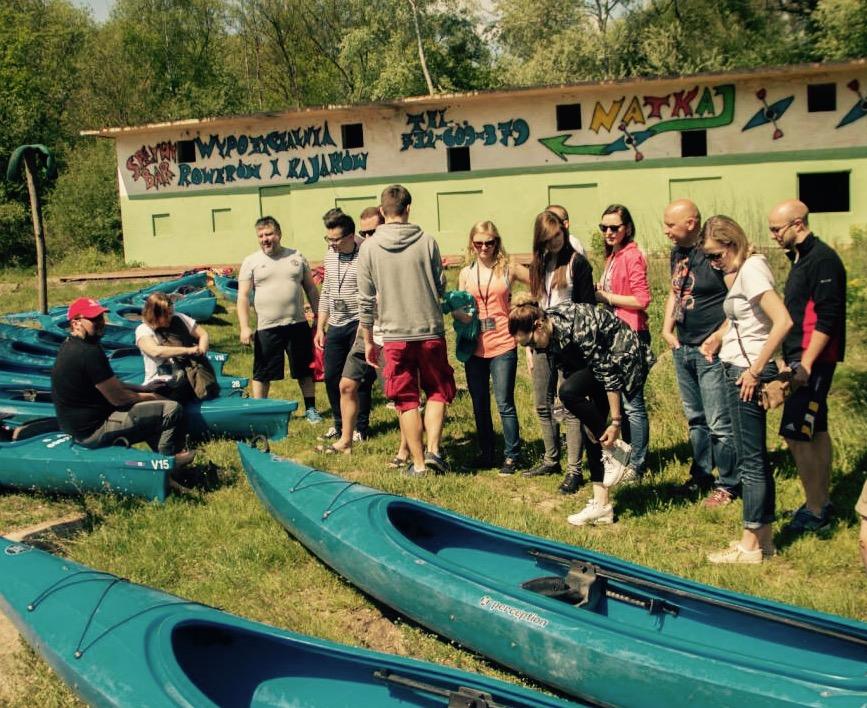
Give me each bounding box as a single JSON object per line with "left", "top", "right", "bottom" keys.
{"left": 0, "top": 536, "right": 576, "bottom": 707}
{"left": 238, "top": 443, "right": 867, "bottom": 708}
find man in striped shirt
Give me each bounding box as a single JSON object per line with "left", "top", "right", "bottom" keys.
{"left": 314, "top": 208, "right": 375, "bottom": 453}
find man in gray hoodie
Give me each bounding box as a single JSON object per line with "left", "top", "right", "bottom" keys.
{"left": 357, "top": 184, "right": 456, "bottom": 475}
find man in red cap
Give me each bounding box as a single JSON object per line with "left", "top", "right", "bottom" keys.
{"left": 50, "top": 297, "right": 194, "bottom": 467}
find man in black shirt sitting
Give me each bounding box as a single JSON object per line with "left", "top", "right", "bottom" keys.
{"left": 50, "top": 297, "right": 194, "bottom": 467}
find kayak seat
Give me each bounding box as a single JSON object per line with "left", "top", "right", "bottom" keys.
{"left": 12, "top": 417, "right": 61, "bottom": 441}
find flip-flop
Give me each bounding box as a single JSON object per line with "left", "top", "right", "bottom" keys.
{"left": 387, "top": 455, "right": 408, "bottom": 469}
{"left": 315, "top": 443, "right": 351, "bottom": 455}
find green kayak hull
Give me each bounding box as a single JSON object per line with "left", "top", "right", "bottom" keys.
{"left": 0, "top": 537, "right": 576, "bottom": 707}
{"left": 0, "top": 396, "right": 297, "bottom": 443}
{"left": 0, "top": 432, "right": 173, "bottom": 500}
{"left": 238, "top": 444, "right": 867, "bottom": 707}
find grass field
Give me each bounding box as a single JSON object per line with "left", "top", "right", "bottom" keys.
{"left": 1, "top": 246, "right": 866, "bottom": 705}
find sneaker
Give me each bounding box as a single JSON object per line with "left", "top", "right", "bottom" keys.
{"left": 352, "top": 430, "right": 364, "bottom": 443}
{"left": 567, "top": 500, "right": 614, "bottom": 526}
{"left": 403, "top": 462, "right": 428, "bottom": 478}
{"left": 707, "top": 543, "right": 763, "bottom": 564}
{"left": 619, "top": 467, "right": 640, "bottom": 486}
{"left": 784, "top": 503, "right": 833, "bottom": 534}
{"left": 522, "top": 461, "right": 560, "bottom": 478}
{"left": 499, "top": 458, "right": 519, "bottom": 476}
{"left": 602, "top": 451, "right": 628, "bottom": 488}
{"left": 703, "top": 487, "right": 735, "bottom": 508}
{"left": 728, "top": 540, "right": 777, "bottom": 558}
{"left": 558, "top": 471, "right": 583, "bottom": 494}
{"left": 304, "top": 408, "right": 323, "bottom": 425}
{"left": 424, "top": 451, "right": 450, "bottom": 474}
{"left": 319, "top": 426, "right": 339, "bottom": 441}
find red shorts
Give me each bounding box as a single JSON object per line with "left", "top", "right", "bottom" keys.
{"left": 383, "top": 338, "right": 456, "bottom": 412}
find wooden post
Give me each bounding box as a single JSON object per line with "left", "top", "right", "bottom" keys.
{"left": 22, "top": 151, "right": 48, "bottom": 315}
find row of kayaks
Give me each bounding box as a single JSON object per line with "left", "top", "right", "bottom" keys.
{"left": 3, "top": 444, "right": 867, "bottom": 706}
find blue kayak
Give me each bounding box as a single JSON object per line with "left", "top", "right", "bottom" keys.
{"left": 31, "top": 315, "right": 137, "bottom": 347}
{"left": 0, "top": 430, "right": 174, "bottom": 500}
{"left": 238, "top": 444, "right": 867, "bottom": 707}
{"left": 0, "top": 536, "right": 575, "bottom": 707}
{"left": 0, "top": 395, "right": 297, "bottom": 443}
{"left": 0, "top": 321, "right": 135, "bottom": 352}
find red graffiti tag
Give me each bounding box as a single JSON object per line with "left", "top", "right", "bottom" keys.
{"left": 125, "top": 142, "right": 177, "bottom": 190}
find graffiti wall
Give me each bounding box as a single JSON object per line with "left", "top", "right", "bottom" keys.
{"left": 114, "top": 67, "right": 867, "bottom": 197}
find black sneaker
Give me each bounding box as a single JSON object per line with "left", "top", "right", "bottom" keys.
{"left": 522, "top": 460, "right": 560, "bottom": 478}
{"left": 558, "top": 471, "right": 583, "bottom": 494}
{"left": 403, "top": 461, "right": 428, "bottom": 477}
{"left": 424, "top": 451, "right": 450, "bottom": 474}
{"left": 499, "top": 458, "right": 519, "bottom": 476}
{"left": 784, "top": 503, "right": 833, "bottom": 534}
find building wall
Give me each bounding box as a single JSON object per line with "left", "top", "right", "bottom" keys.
{"left": 112, "top": 66, "right": 867, "bottom": 266}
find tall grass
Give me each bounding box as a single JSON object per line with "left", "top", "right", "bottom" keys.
{"left": 1, "top": 249, "right": 866, "bottom": 705}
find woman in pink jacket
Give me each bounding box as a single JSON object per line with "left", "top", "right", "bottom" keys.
{"left": 595, "top": 204, "right": 652, "bottom": 481}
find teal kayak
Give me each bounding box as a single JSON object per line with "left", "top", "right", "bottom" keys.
{"left": 238, "top": 444, "right": 867, "bottom": 707}
{"left": 0, "top": 431, "right": 173, "bottom": 500}
{"left": 0, "top": 537, "right": 575, "bottom": 707}
{"left": 0, "top": 395, "right": 297, "bottom": 442}
{"left": 0, "top": 321, "right": 136, "bottom": 351}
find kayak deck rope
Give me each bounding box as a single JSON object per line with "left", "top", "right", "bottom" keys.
{"left": 373, "top": 669, "right": 505, "bottom": 708}
{"left": 27, "top": 569, "right": 209, "bottom": 659}
{"left": 528, "top": 549, "right": 867, "bottom": 650}
{"left": 289, "top": 468, "right": 390, "bottom": 520}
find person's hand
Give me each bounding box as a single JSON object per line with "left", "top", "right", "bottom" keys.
{"left": 599, "top": 424, "right": 621, "bottom": 448}
{"left": 313, "top": 328, "right": 325, "bottom": 350}
{"left": 699, "top": 332, "right": 721, "bottom": 362}
{"left": 452, "top": 308, "right": 472, "bottom": 325}
{"left": 240, "top": 326, "right": 254, "bottom": 346}
{"left": 736, "top": 368, "right": 760, "bottom": 402}
{"left": 196, "top": 341, "right": 209, "bottom": 355}
{"left": 662, "top": 330, "right": 681, "bottom": 350}
{"left": 364, "top": 341, "right": 381, "bottom": 369}
{"left": 595, "top": 289, "right": 609, "bottom": 305}
{"left": 792, "top": 363, "right": 810, "bottom": 390}
{"left": 187, "top": 346, "right": 199, "bottom": 356}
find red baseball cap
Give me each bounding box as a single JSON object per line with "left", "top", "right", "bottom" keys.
{"left": 67, "top": 297, "right": 109, "bottom": 321}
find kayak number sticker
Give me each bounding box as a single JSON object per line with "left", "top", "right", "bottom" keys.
{"left": 4, "top": 544, "right": 32, "bottom": 556}
{"left": 479, "top": 595, "right": 549, "bottom": 627}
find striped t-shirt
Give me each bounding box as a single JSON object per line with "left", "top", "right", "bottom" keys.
{"left": 317, "top": 244, "right": 361, "bottom": 328}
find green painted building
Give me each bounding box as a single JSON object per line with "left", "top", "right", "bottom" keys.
{"left": 86, "top": 60, "right": 867, "bottom": 266}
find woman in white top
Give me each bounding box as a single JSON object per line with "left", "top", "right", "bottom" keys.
{"left": 700, "top": 216, "right": 792, "bottom": 564}
{"left": 136, "top": 292, "right": 210, "bottom": 398}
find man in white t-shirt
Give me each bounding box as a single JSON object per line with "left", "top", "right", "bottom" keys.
{"left": 238, "top": 216, "right": 322, "bottom": 423}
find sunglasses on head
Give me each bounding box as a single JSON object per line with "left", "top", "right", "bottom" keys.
{"left": 704, "top": 250, "right": 726, "bottom": 262}
{"left": 358, "top": 229, "right": 376, "bottom": 238}
{"left": 473, "top": 239, "right": 496, "bottom": 249}
{"left": 599, "top": 223, "right": 624, "bottom": 233}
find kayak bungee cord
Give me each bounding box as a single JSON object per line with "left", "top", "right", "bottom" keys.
{"left": 528, "top": 549, "right": 867, "bottom": 650}
{"left": 26, "top": 569, "right": 209, "bottom": 658}
{"left": 287, "top": 466, "right": 392, "bottom": 520}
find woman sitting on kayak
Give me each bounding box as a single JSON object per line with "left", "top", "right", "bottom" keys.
{"left": 508, "top": 293, "right": 655, "bottom": 526}
{"left": 136, "top": 292, "right": 211, "bottom": 402}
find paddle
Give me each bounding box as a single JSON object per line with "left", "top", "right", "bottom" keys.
{"left": 527, "top": 549, "right": 867, "bottom": 649}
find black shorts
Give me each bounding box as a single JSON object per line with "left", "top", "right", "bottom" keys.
{"left": 253, "top": 322, "right": 314, "bottom": 382}
{"left": 779, "top": 362, "right": 836, "bottom": 441}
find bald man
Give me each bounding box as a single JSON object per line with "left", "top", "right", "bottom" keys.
{"left": 661, "top": 199, "right": 738, "bottom": 504}
{"left": 769, "top": 200, "right": 847, "bottom": 534}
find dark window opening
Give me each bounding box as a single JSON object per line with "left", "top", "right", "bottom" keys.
{"left": 556, "top": 103, "right": 582, "bottom": 131}
{"left": 341, "top": 123, "right": 364, "bottom": 149}
{"left": 447, "top": 147, "right": 471, "bottom": 173}
{"left": 176, "top": 139, "right": 196, "bottom": 163}
{"left": 807, "top": 83, "right": 836, "bottom": 113}
{"left": 680, "top": 130, "right": 707, "bottom": 158}
{"left": 798, "top": 171, "right": 849, "bottom": 213}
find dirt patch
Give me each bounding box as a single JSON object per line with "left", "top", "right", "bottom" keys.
{"left": 342, "top": 607, "right": 408, "bottom": 655}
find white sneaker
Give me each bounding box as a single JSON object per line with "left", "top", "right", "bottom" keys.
{"left": 352, "top": 430, "right": 364, "bottom": 443}
{"left": 602, "top": 453, "right": 626, "bottom": 488}
{"left": 567, "top": 500, "right": 614, "bottom": 526}
{"left": 319, "top": 426, "right": 339, "bottom": 441}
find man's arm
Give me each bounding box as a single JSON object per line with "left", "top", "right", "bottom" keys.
{"left": 302, "top": 269, "right": 320, "bottom": 314}
{"left": 661, "top": 291, "right": 680, "bottom": 350}
{"left": 237, "top": 278, "right": 254, "bottom": 345}
{"left": 96, "top": 376, "right": 161, "bottom": 407}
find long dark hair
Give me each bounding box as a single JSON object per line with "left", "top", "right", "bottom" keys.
{"left": 530, "top": 210, "right": 574, "bottom": 299}
{"left": 601, "top": 204, "right": 636, "bottom": 258}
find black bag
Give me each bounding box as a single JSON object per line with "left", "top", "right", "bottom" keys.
{"left": 154, "top": 316, "right": 219, "bottom": 401}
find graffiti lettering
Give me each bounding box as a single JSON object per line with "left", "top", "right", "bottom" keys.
{"left": 125, "top": 142, "right": 177, "bottom": 190}
{"left": 587, "top": 86, "right": 710, "bottom": 134}
{"left": 672, "top": 87, "right": 700, "bottom": 117}
{"left": 177, "top": 159, "right": 263, "bottom": 187}
{"left": 285, "top": 150, "right": 367, "bottom": 185}
{"left": 590, "top": 98, "right": 625, "bottom": 133}
{"left": 400, "top": 109, "right": 529, "bottom": 151}
{"left": 195, "top": 122, "right": 337, "bottom": 160}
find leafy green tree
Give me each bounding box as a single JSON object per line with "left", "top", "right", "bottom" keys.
{"left": 813, "top": 0, "right": 867, "bottom": 59}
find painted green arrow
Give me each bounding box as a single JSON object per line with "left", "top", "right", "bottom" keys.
{"left": 539, "top": 84, "right": 735, "bottom": 161}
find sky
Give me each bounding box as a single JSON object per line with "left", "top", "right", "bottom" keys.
{"left": 74, "top": 0, "right": 114, "bottom": 22}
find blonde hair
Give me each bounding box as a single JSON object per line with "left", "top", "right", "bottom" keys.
{"left": 700, "top": 215, "right": 754, "bottom": 266}
{"left": 465, "top": 220, "right": 509, "bottom": 276}
{"left": 142, "top": 292, "right": 174, "bottom": 327}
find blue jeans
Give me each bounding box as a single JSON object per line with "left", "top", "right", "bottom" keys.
{"left": 622, "top": 330, "right": 650, "bottom": 475}
{"left": 723, "top": 363, "right": 776, "bottom": 529}
{"left": 672, "top": 345, "right": 738, "bottom": 491}
{"left": 465, "top": 349, "right": 521, "bottom": 460}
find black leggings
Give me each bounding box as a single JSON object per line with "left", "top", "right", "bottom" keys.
{"left": 558, "top": 368, "right": 610, "bottom": 483}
